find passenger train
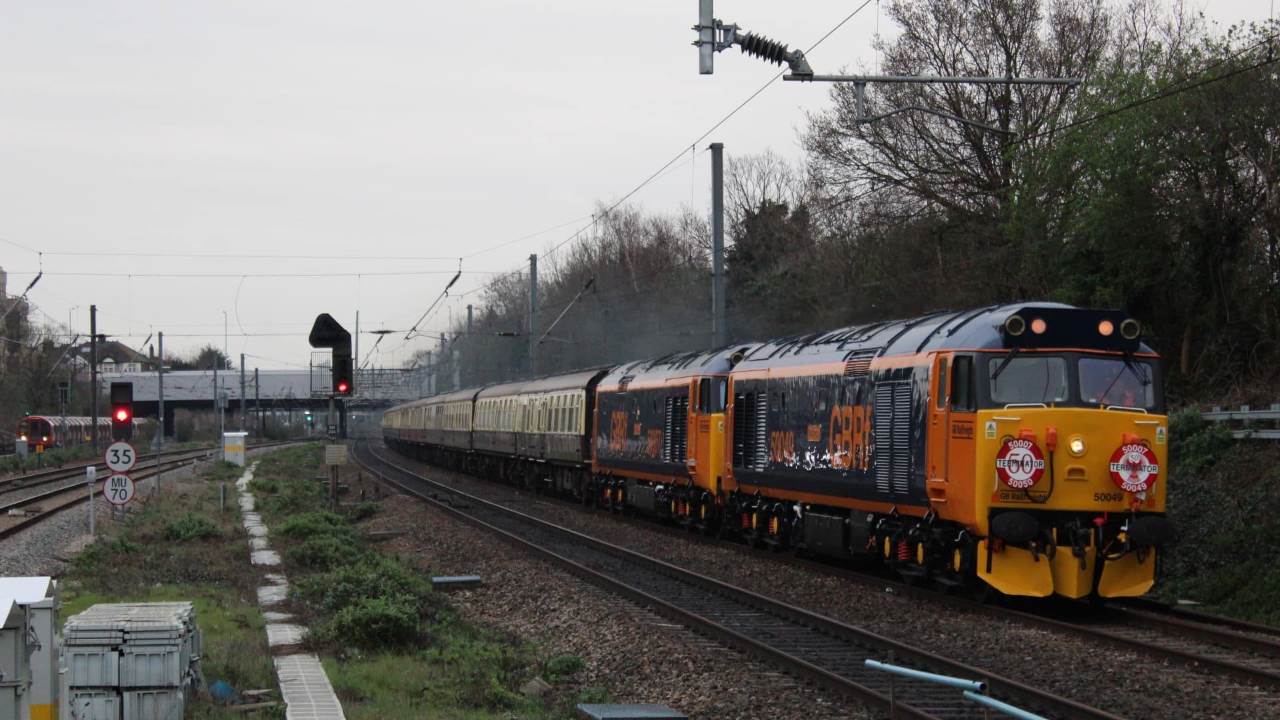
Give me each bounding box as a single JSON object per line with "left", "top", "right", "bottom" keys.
{"left": 383, "top": 304, "right": 1174, "bottom": 600}
{"left": 17, "top": 415, "right": 148, "bottom": 453}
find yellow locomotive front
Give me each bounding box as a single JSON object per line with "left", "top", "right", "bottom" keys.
{"left": 952, "top": 309, "right": 1174, "bottom": 600}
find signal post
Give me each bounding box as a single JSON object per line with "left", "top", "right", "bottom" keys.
{"left": 309, "top": 314, "right": 354, "bottom": 510}
{"left": 102, "top": 383, "right": 138, "bottom": 522}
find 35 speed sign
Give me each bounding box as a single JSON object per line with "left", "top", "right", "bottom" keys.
{"left": 105, "top": 442, "right": 136, "bottom": 473}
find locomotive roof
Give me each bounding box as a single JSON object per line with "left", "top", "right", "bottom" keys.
{"left": 739, "top": 303, "right": 1155, "bottom": 368}
{"left": 598, "top": 345, "right": 760, "bottom": 389}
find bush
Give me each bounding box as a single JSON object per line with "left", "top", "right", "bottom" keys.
{"left": 248, "top": 477, "right": 280, "bottom": 495}
{"left": 164, "top": 513, "right": 221, "bottom": 542}
{"left": 74, "top": 535, "right": 139, "bottom": 570}
{"left": 316, "top": 596, "right": 420, "bottom": 650}
{"left": 544, "top": 654, "right": 584, "bottom": 683}
{"left": 350, "top": 502, "right": 378, "bottom": 521}
{"left": 277, "top": 511, "right": 350, "bottom": 539}
{"left": 1169, "top": 408, "right": 1234, "bottom": 476}
{"left": 292, "top": 558, "right": 432, "bottom": 616}
{"left": 285, "top": 535, "right": 361, "bottom": 571}
{"left": 258, "top": 480, "right": 324, "bottom": 517}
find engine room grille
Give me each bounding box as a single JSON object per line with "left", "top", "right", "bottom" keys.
{"left": 733, "top": 392, "right": 766, "bottom": 470}
{"left": 663, "top": 396, "right": 688, "bottom": 463}
{"left": 872, "top": 380, "right": 912, "bottom": 495}
{"left": 844, "top": 352, "right": 874, "bottom": 377}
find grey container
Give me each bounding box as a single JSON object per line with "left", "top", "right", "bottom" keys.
{"left": 65, "top": 646, "right": 121, "bottom": 687}
{"left": 119, "top": 646, "right": 184, "bottom": 689}
{"left": 66, "top": 688, "right": 122, "bottom": 720}
{"left": 122, "top": 688, "right": 184, "bottom": 720}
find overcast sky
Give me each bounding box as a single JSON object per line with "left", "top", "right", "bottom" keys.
{"left": 0, "top": 0, "right": 1270, "bottom": 371}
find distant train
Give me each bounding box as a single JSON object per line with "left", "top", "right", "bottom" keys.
{"left": 383, "top": 303, "right": 1174, "bottom": 601}
{"left": 17, "top": 415, "right": 148, "bottom": 453}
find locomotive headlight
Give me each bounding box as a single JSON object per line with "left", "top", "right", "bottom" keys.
{"left": 1068, "top": 435, "right": 1087, "bottom": 457}
{"left": 19, "top": 435, "right": 27, "bottom": 442}
{"left": 1120, "top": 318, "right": 1141, "bottom": 340}
{"left": 1004, "top": 315, "right": 1026, "bottom": 336}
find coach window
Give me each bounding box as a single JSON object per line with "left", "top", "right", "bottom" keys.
{"left": 951, "top": 356, "right": 975, "bottom": 412}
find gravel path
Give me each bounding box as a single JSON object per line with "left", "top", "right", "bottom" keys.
{"left": 372, "top": 444, "right": 1280, "bottom": 720}
{"left": 358, "top": 486, "right": 874, "bottom": 720}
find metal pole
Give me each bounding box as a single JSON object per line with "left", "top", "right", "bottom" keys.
{"left": 239, "top": 353, "right": 246, "bottom": 431}
{"left": 87, "top": 467, "right": 96, "bottom": 536}
{"left": 213, "top": 356, "right": 221, "bottom": 454}
{"left": 255, "top": 368, "right": 262, "bottom": 437}
{"left": 157, "top": 332, "right": 164, "bottom": 450}
{"left": 466, "top": 304, "right": 473, "bottom": 388}
{"left": 354, "top": 310, "right": 359, "bottom": 392}
{"left": 156, "top": 331, "right": 164, "bottom": 493}
{"left": 528, "top": 254, "right": 538, "bottom": 377}
{"left": 710, "top": 142, "right": 726, "bottom": 347}
{"left": 90, "top": 305, "right": 99, "bottom": 453}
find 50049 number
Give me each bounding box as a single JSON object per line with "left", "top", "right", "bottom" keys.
{"left": 1093, "top": 492, "right": 1125, "bottom": 503}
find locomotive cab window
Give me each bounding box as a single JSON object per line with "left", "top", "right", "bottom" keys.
{"left": 950, "top": 356, "right": 975, "bottom": 412}
{"left": 1079, "top": 357, "right": 1156, "bottom": 409}
{"left": 697, "top": 378, "right": 727, "bottom": 413}
{"left": 988, "top": 355, "right": 1068, "bottom": 406}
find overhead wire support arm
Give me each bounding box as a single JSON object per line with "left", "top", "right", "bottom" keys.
{"left": 782, "top": 74, "right": 1083, "bottom": 85}
{"left": 536, "top": 277, "right": 595, "bottom": 347}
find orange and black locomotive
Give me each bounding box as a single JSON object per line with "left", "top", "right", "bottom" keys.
{"left": 383, "top": 303, "right": 1173, "bottom": 600}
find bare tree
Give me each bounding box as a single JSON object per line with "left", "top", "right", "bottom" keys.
{"left": 804, "top": 0, "right": 1111, "bottom": 223}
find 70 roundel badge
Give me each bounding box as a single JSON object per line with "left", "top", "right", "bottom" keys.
{"left": 1109, "top": 443, "right": 1160, "bottom": 493}
{"left": 995, "top": 438, "right": 1046, "bottom": 489}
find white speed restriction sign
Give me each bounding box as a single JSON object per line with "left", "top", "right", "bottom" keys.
{"left": 104, "top": 474, "right": 135, "bottom": 506}
{"left": 105, "top": 442, "right": 136, "bottom": 473}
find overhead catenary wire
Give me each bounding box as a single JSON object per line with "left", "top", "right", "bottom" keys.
{"left": 450, "top": 0, "right": 879, "bottom": 302}
{"left": 0, "top": 269, "right": 499, "bottom": 279}
{"left": 447, "top": 31, "right": 1280, "bottom": 372}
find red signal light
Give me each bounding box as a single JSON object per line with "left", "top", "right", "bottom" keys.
{"left": 114, "top": 408, "right": 131, "bottom": 422}
{"left": 336, "top": 381, "right": 350, "bottom": 394}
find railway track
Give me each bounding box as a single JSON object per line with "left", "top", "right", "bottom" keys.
{"left": 353, "top": 439, "right": 1115, "bottom": 720}
{"left": 0, "top": 445, "right": 223, "bottom": 497}
{"left": 0, "top": 441, "right": 297, "bottom": 540}
{"left": 366, "top": 438, "right": 1280, "bottom": 697}
{"left": 600, "top": 491, "right": 1280, "bottom": 693}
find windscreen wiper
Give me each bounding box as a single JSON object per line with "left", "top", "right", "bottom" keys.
{"left": 990, "top": 347, "right": 1020, "bottom": 382}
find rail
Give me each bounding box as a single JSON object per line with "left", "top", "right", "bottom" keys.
{"left": 353, "top": 440, "right": 1117, "bottom": 720}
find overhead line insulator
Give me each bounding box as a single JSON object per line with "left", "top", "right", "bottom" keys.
{"left": 737, "top": 32, "right": 791, "bottom": 66}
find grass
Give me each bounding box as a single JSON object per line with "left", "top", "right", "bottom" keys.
{"left": 60, "top": 457, "right": 278, "bottom": 718}
{"left": 251, "top": 443, "right": 601, "bottom": 717}
{"left": 323, "top": 613, "right": 598, "bottom": 720}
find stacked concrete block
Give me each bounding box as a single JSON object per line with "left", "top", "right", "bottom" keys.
{"left": 62, "top": 603, "right": 202, "bottom": 720}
